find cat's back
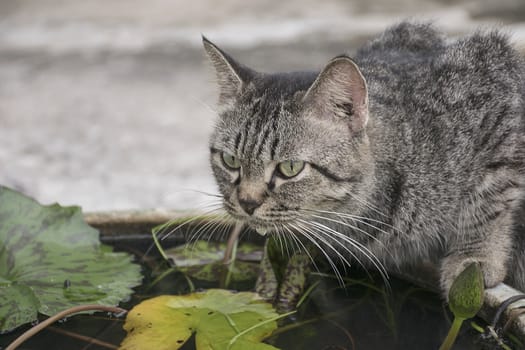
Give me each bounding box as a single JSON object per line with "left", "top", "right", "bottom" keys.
{"left": 357, "top": 21, "right": 525, "bottom": 120}
{"left": 356, "top": 21, "right": 446, "bottom": 64}
{"left": 356, "top": 21, "right": 525, "bottom": 212}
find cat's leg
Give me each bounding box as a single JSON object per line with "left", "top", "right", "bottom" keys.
{"left": 275, "top": 253, "right": 310, "bottom": 313}
{"left": 255, "top": 238, "right": 312, "bottom": 312}
{"left": 505, "top": 201, "right": 525, "bottom": 291}
{"left": 255, "top": 242, "right": 279, "bottom": 301}
{"left": 440, "top": 212, "right": 513, "bottom": 296}
{"left": 440, "top": 183, "right": 522, "bottom": 296}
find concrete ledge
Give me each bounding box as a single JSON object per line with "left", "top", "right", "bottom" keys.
{"left": 84, "top": 209, "right": 195, "bottom": 236}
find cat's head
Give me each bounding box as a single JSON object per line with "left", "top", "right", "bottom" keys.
{"left": 203, "top": 37, "right": 375, "bottom": 235}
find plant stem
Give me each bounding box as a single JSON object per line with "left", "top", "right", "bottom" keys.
{"left": 439, "top": 316, "right": 465, "bottom": 350}
{"left": 47, "top": 326, "right": 118, "bottom": 349}
{"left": 224, "top": 238, "right": 239, "bottom": 288}
{"left": 296, "top": 280, "right": 321, "bottom": 308}
{"left": 6, "top": 305, "right": 127, "bottom": 350}
{"left": 227, "top": 310, "right": 297, "bottom": 350}
{"left": 151, "top": 227, "right": 170, "bottom": 261}
{"left": 223, "top": 222, "right": 243, "bottom": 264}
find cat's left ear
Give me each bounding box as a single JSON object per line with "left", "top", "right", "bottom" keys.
{"left": 303, "top": 56, "right": 368, "bottom": 133}
{"left": 202, "top": 36, "right": 254, "bottom": 106}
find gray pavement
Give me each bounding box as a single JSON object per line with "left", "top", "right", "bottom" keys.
{"left": 1, "top": 0, "right": 524, "bottom": 211}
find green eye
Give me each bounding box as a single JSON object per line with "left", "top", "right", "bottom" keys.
{"left": 221, "top": 152, "right": 241, "bottom": 170}
{"left": 277, "top": 160, "right": 305, "bottom": 179}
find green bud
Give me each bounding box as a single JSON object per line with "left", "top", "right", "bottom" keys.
{"left": 448, "top": 262, "right": 485, "bottom": 319}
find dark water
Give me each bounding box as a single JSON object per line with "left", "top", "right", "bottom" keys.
{"left": 0, "top": 237, "right": 510, "bottom": 350}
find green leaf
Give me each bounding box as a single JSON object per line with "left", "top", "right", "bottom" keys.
{"left": 119, "top": 289, "right": 280, "bottom": 350}
{"left": 0, "top": 186, "right": 142, "bottom": 333}
{"left": 165, "top": 241, "right": 262, "bottom": 282}
{"left": 448, "top": 262, "right": 485, "bottom": 319}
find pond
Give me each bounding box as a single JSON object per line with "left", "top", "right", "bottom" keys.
{"left": 0, "top": 217, "right": 516, "bottom": 350}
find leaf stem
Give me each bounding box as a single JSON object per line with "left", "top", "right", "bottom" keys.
{"left": 296, "top": 280, "right": 321, "bottom": 308}
{"left": 6, "top": 305, "right": 127, "bottom": 350}
{"left": 439, "top": 316, "right": 464, "bottom": 350}
{"left": 227, "top": 310, "right": 297, "bottom": 350}
{"left": 224, "top": 313, "right": 241, "bottom": 334}
{"left": 144, "top": 267, "right": 178, "bottom": 292}
{"left": 152, "top": 227, "right": 170, "bottom": 261}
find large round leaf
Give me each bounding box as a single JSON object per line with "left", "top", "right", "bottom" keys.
{"left": 0, "top": 186, "right": 142, "bottom": 333}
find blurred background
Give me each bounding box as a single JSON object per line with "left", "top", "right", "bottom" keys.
{"left": 1, "top": 0, "right": 524, "bottom": 212}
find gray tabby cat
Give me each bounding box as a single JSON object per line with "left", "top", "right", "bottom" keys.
{"left": 203, "top": 21, "right": 525, "bottom": 297}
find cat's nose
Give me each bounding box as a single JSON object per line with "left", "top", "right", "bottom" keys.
{"left": 238, "top": 198, "right": 262, "bottom": 215}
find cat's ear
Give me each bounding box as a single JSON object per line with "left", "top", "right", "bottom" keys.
{"left": 303, "top": 56, "right": 368, "bottom": 133}
{"left": 202, "top": 36, "right": 253, "bottom": 106}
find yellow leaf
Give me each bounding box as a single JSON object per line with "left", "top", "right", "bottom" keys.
{"left": 119, "top": 290, "right": 280, "bottom": 350}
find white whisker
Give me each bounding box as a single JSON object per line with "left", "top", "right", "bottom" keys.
{"left": 187, "top": 212, "right": 230, "bottom": 247}
{"left": 302, "top": 211, "right": 396, "bottom": 265}
{"left": 291, "top": 222, "right": 346, "bottom": 286}
{"left": 158, "top": 205, "right": 223, "bottom": 240}
{"left": 346, "top": 192, "right": 389, "bottom": 218}
{"left": 305, "top": 208, "right": 402, "bottom": 235}
{"left": 283, "top": 224, "right": 320, "bottom": 272}
{"left": 306, "top": 212, "right": 386, "bottom": 246}
{"left": 297, "top": 219, "right": 364, "bottom": 270}
{"left": 181, "top": 188, "right": 224, "bottom": 199}
{"left": 297, "top": 218, "right": 390, "bottom": 289}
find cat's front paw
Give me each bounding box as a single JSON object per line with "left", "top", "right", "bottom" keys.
{"left": 440, "top": 255, "right": 506, "bottom": 298}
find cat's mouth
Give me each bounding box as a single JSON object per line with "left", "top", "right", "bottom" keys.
{"left": 224, "top": 206, "right": 292, "bottom": 237}
{"left": 241, "top": 218, "right": 275, "bottom": 237}
{"left": 225, "top": 210, "right": 274, "bottom": 236}
{"left": 242, "top": 219, "right": 273, "bottom": 236}
{"left": 254, "top": 226, "right": 269, "bottom": 236}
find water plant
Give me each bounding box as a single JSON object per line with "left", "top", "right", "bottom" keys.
{"left": 439, "top": 263, "right": 484, "bottom": 350}
{"left": 0, "top": 186, "right": 142, "bottom": 333}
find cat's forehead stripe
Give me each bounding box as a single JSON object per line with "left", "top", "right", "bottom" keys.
{"left": 237, "top": 96, "right": 281, "bottom": 161}
{"left": 234, "top": 131, "right": 242, "bottom": 153}
{"left": 269, "top": 113, "right": 281, "bottom": 160}
{"left": 238, "top": 113, "right": 253, "bottom": 155}
{"left": 253, "top": 117, "right": 272, "bottom": 159}
{"left": 244, "top": 112, "right": 267, "bottom": 161}
{"left": 252, "top": 97, "right": 268, "bottom": 132}
{"left": 251, "top": 105, "right": 279, "bottom": 160}
{"left": 255, "top": 109, "right": 279, "bottom": 159}
{"left": 270, "top": 136, "right": 279, "bottom": 160}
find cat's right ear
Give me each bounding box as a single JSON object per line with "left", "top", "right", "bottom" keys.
{"left": 202, "top": 36, "right": 252, "bottom": 106}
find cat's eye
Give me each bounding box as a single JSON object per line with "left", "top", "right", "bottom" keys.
{"left": 277, "top": 160, "right": 305, "bottom": 179}
{"left": 221, "top": 152, "right": 241, "bottom": 170}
